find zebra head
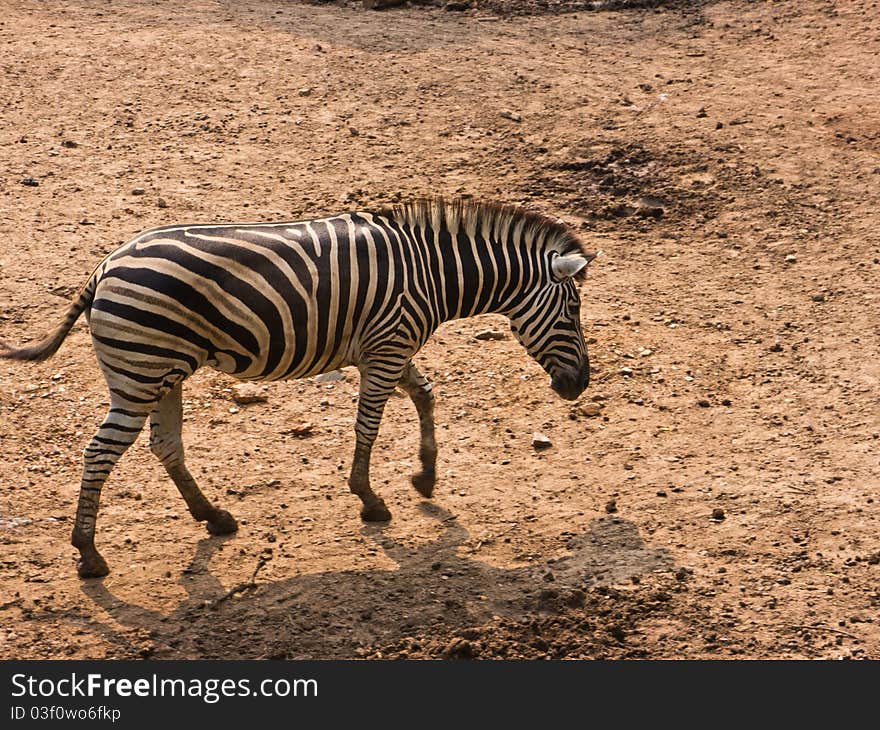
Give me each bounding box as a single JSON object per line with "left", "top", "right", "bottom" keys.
{"left": 509, "top": 250, "right": 594, "bottom": 401}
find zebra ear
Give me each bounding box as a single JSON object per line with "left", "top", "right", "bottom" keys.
{"left": 551, "top": 253, "right": 591, "bottom": 281}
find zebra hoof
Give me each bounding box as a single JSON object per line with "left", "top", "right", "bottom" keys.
{"left": 206, "top": 510, "right": 239, "bottom": 535}
{"left": 77, "top": 553, "right": 110, "bottom": 579}
{"left": 411, "top": 471, "right": 435, "bottom": 498}
{"left": 360, "top": 500, "right": 392, "bottom": 522}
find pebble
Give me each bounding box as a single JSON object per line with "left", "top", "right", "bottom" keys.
{"left": 314, "top": 370, "right": 345, "bottom": 383}
{"left": 769, "top": 342, "right": 783, "bottom": 352}
{"left": 131, "top": 187, "right": 145, "bottom": 196}
{"left": 785, "top": 254, "right": 797, "bottom": 263}
{"left": 638, "top": 349, "right": 653, "bottom": 357}
{"left": 580, "top": 402, "right": 602, "bottom": 417}
{"left": 474, "top": 329, "right": 506, "bottom": 341}
{"left": 19, "top": 177, "right": 38, "bottom": 187}
{"left": 290, "top": 423, "right": 313, "bottom": 438}
{"left": 634, "top": 197, "right": 665, "bottom": 219}
{"left": 811, "top": 293, "right": 826, "bottom": 302}
{"left": 711, "top": 507, "right": 726, "bottom": 521}
{"left": 231, "top": 383, "right": 268, "bottom": 404}
{"left": 605, "top": 499, "right": 618, "bottom": 514}
{"left": 61, "top": 140, "right": 78, "bottom": 148}
{"left": 297, "top": 87, "right": 312, "bottom": 97}
{"left": 442, "top": 637, "right": 476, "bottom": 659}
{"left": 532, "top": 432, "right": 552, "bottom": 450}
{"left": 619, "top": 367, "right": 633, "bottom": 377}
{"left": 499, "top": 110, "right": 522, "bottom": 122}
{"left": 697, "top": 399, "right": 711, "bottom": 408}
{"left": 444, "top": 0, "right": 470, "bottom": 9}
{"left": 157, "top": 198, "right": 168, "bottom": 208}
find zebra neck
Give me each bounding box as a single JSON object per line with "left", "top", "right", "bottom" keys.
{"left": 427, "top": 225, "right": 541, "bottom": 325}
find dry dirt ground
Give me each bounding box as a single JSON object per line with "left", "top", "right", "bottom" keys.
{"left": 1, "top": 0, "right": 878, "bottom": 660}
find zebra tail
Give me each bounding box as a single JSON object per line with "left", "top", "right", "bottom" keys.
{"left": 0, "top": 275, "right": 97, "bottom": 362}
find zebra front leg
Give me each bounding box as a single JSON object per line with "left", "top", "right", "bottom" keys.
{"left": 72, "top": 403, "right": 151, "bottom": 578}
{"left": 398, "top": 361, "right": 437, "bottom": 498}
{"left": 349, "top": 359, "right": 406, "bottom": 522}
{"left": 149, "top": 383, "right": 238, "bottom": 536}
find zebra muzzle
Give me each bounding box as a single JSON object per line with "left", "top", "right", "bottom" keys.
{"left": 550, "top": 365, "right": 589, "bottom": 401}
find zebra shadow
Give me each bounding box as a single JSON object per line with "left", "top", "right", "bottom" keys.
{"left": 80, "top": 505, "right": 674, "bottom": 658}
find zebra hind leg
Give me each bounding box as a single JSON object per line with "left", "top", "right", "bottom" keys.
{"left": 349, "top": 358, "right": 408, "bottom": 522}
{"left": 72, "top": 401, "right": 152, "bottom": 578}
{"left": 149, "top": 382, "right": 238, "bottom": 536}
{"left": 398, "top": 361, "right": 437, "bottom": 498}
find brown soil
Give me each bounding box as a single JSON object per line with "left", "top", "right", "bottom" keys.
{"left": 1, "top": 0, "right": 878, "bottom": 660}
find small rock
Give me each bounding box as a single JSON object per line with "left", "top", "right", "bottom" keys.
{"left": 61, "top": 140, "right": 78, "bottom": 148}
{"left": 711, "top": 507, "right": 726, "bottom": 521}
{"left": 811, "top": 293, "right": 826, "bottom": 302}
{"left": 721, "top": 398, "right": 732, "bottom": 406}
{"left": 290, "top": 422, "right": 313, "bottom": 438}
{"left": 78, "top": 219, "right": 95, "bottom": 225}
{"left": 697, "top": 399, "right": 711, "bottom": 408}
{"left": 638, "top": 348, "right": 653, "bottom": 357}
{"left": 19, "top": 177, "right": 39, "bottom": 187}
{"left": 444, "top": 0, "right": 470, "bottom": 9}
{"left": 715, "top": 121, "right": 724, "bottom": 130}
{"left": 298, "top": 87, "right": 312, "bottom": 97}
{"left": 785, "top": 254, "right": 797, "bottom": 263}
{"left": 532, "top": 432, "right": 552, "bottom": 450}
{"left": 769, "top": 342, "right": 783, "bottom": 352}
{"left": 634, "top": 197, "right": 665, "bottom": 219}
{"left": 131, "top": 187, "right": 146, "bottom": 196}
{"left": 231, "top": 383, "right": 268, "bottom": 405}
{"left": 619, "top": 367, "right": 633, "bottom": 377}
{"left": 499, "top": 110, "right": 522, "bottom": 122}
{"left": 474, "top": 329, "right": 506, "bottom": 341}
{"left": 605, "top": 499, "right": 618, "bottom": 514}
{"left": 442, "top": 637, "right": 477, "bottom": 659}
{"left": 580, "top": 402, "right": 602, "bottom": 417}
{"left": 157, "top": 198, "right": 168, "bottom": 208}
{"left": 314, "top": 370, "right": 345, "bottom": 383}
{"left": 696, "top": 107, "right": 708, "bottom": 118}
{"left": 349, "top": 127, "right": 359, "bottom": 136}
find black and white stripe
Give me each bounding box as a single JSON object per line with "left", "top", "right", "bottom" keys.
{"left": 2, "top": 198, "right": 594, "bottom": 578}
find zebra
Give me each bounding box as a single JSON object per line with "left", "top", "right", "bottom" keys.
{"left": 1, "top": 198, "right": 594, "bottom": 578}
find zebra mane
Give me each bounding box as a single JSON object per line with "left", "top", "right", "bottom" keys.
{"left": 373, "top": 197, "right": 592, "bottom": 281}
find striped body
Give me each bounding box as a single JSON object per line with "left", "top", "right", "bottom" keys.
{"left": 2, "top": 199, "right": 594, "bottom": 578}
